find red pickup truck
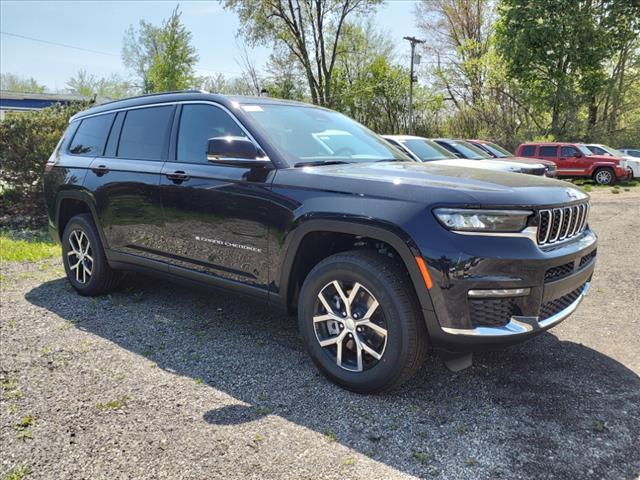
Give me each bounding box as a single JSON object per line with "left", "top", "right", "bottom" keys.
{"left": 515, "top": 142, "right": 632, "bottom": 185}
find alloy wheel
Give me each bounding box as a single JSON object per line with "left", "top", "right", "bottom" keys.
{"left": 67, "top": 229, "right": 93, "bottom": 284}
{"left": 595, "top": 170, "right": 613, "bottom": 184}
{"left": 313, "top": 280, "right": 388, "bottom": 372}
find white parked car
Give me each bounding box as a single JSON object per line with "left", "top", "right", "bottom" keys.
{"left": 383, "top": 135, "right": 548, "bottom": 176}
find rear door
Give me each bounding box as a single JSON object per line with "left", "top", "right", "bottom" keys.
{"left": 158, "top": 102, "right": 274, "bottom": 291}
{"left": 537, "top": 145, "right": 561, "bottom": 172}
{"left": 83, "top": 105, "right": 175, "bottom": 264}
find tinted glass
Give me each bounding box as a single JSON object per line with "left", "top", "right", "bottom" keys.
{"left": 69, "top": 114, "right": 114, "bottom": 156}
{"left": 118, "top": 106, "right": 174, "bottom": 160}
{"left": 560, "top": 146, "right": 578, "bottom": 157}
{"left": 441, "top": 140, "right": 490, "bottom": 160}
{"left": 177, "top": 104, "right": 245, "bottom": 163}
{"left": 483, "top": 142, "right": 512, "bottom": 157}
{"left": 404, "top": 139, "right": 456, "bottom": 161}
{"left": 242, "top": 104, "right": 407, "bottom": 166}
{"left": 539, "top": 146, "right": 558, "bottom": 157}
{"left": 521, "top": 145, "right": 535, "bottom": 156}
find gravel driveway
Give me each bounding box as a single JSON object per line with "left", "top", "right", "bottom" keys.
{"left": 1, "top": 190, "right": 639, "bottom": 479}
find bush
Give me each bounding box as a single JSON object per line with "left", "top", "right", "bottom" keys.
{"left": 0, "top": 102, "right": 91, "bottom": 226}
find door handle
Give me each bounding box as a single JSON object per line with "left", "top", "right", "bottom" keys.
{"left": 92, "top": 164, "right": 109, "bottom": 176}
{"left": 166, "top": 170, "right": 190, "bottom": 183}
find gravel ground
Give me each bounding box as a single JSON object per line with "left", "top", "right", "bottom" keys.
{"left": 1, "top": 189, "right": 639, "bottom": 480}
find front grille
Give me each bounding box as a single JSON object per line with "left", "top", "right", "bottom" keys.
{"left": 579, "top": 249, "right": 597, "bottom": 268}
{"left": 523, "top": 167, "right": 547, "bottom": 176}
{"left": 469, "top": 298, "right": 520, "bottom": 328}
{"left": 537, "top": 203, "right": 589, "bottom": 245}
{"left": 544, "top": 262, "right": 574, "bottom": 282}
{"left": 539, "top": 284, "right": 585, "bottom": 320}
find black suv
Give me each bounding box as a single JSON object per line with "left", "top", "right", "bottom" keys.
{"left": 44, "top": 91, "right": 597, "bottom": 393}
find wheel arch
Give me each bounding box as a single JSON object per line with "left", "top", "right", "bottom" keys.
{"left": 55, "top": 190, "right": 108, "bottom": 249}
{"left": 275, "top": 217, "right": 434, "bottom": 314}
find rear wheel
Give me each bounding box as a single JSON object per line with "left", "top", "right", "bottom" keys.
{"left": 62, "top": 214, "right": 122, "bottom": 296}
{"left": 298, "top": 250, "right": 427, "bottom": 393}
{"left": 593, "top": 168, "right": 615, "bottom": 185}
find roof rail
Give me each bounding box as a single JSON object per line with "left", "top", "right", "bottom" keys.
{"left": 93, "top": 89, "right": 209, "bottom": 108}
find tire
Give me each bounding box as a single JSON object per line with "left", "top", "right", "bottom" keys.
{"left": 61, "top": 214, "right": 122, "bottom": 296}
{"left": 298, "top": 250, "right": 428, "bottom": 393}
{"left": 593, "top": 168, "right": 615, "bottom": 185}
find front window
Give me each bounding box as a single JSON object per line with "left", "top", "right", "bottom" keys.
{"left": 403, "top": 139, "right": 457, "bottom": 161}
{"left": 482, "top": 142, "right": 512, "bottom": 158}
{"left": 447, "top": 141, "right": 492, "bottom": 160}
{"left": 241, "top": 104, "right": 408, "bottom": 166}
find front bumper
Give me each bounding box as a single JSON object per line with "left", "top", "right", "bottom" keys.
{"left": 421, "top": 229, "right": 597, "bottom": 351}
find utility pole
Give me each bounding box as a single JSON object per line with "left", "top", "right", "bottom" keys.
{"left": 403, "top": 36, "right": 425, "bottom": 135}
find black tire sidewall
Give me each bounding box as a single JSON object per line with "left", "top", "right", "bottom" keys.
{"left": 62, "top": 215, "right": 107, "bottom": 295}
{"left": 298, "top": 257, "right": 415, "bottom": 392}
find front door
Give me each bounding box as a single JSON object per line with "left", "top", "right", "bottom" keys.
{"left": 558, "top": 145, "right": 584, "bottom": 176}
{"left": 158, "top": 103, "right": 274, "bottom": 290}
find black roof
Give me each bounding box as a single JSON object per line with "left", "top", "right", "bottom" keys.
{"left": 71, "top": 90, "right": 314, "bottom": 121}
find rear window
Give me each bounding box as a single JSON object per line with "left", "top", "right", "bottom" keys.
{"left": 539, "top": 146, "right": 558, "bottom": 157}
{"left": 69, "top": 114, "right": 114, "bottom": 156}
{"left": 520, "top": 145, "right": 535, "bottom": 157}
{"left": 117, "top": 106, "right": 174, "bottom": 160}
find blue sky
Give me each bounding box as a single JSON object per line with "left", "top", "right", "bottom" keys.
{"left": 0, "top": 0, "right": 423, "bottom": 91}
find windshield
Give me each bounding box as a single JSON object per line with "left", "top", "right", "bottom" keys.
{"left": 403, "top": 139, "right": 457, "bottom": 161}
{"left": 578, "top": 144, "right": 596, "bottom": 156}
{"left": 449, "top": 140, "right": 492, "bottom": 160}
{"left": 241, "top": 104, "right": 408, "bottom": 166}
{"left": 590, "top": 144, "right": 626, "bottom": 157}
{"left": 482, "top": 142, "right": 512, "bottom": 157}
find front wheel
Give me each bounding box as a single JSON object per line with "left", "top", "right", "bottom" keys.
{"left": 593, "top": 168, "right": 615, "bottom": 185}
{"left": 298, "top": 250, "right": 428, "bottom": 393}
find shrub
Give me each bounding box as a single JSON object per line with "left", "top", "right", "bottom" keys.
{"left": 0, "top": 101, "right": 91, "bottom": 226}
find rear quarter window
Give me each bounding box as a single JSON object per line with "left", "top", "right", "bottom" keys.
{"left": 520, "top": 145, "right": 536, "bottom": 157}
{"left": 69, "top": 113, "right": 115, "bottom": 156}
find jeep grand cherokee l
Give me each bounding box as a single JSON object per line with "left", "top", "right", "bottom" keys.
{"left": 44, "top": 91, "right": 597, "bottom": 393}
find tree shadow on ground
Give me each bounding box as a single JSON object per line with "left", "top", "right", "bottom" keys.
{"left": 26, "top": 274, "right": 640, "bottom": 479}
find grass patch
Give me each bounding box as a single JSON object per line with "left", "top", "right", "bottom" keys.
{"left": 412, "top": 451, "right": 431, "bottom": 464}
{"left": 0, "top": 231, "right": 59, "bottom": 262}
{"left": 3, "top": 465, "right": 31, "bottom": 480}
{"left": 323, "top": 429, "right": 337, "bottom": 443}
{"left": 95, "top": 395, "right": 130, "bottom": 411}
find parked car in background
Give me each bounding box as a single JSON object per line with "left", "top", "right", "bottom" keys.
{"left": 618, "top": 148, "right": 640, "bottom": 158}
{"left": 433, "top": 138, "right": 548, "bottom": 176}
{"left": 516, "top": 142, "right": 632, "bottom": 185}
{"left": 383, "top": 135, "right": 542, "bottom": 175}
{"left": 43, "top": 91, "right": 597, "bottom": 393}
{"left": 467, "top": 139, "right": 557, "bottom": 177}
{"left": 585, "top": 144, "right": 640, "bottom": 178}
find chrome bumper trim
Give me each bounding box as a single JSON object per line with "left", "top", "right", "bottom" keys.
{"left": 442, "top": 283, "right": 590, "bottom": 337}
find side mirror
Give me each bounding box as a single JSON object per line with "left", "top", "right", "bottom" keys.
{"left": 207, "top": 136, "right": 270, "bottom": 167}
{"left": 574, "top": 152, "right": 582, "bottom": 158}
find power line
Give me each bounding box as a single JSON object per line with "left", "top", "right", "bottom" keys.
{"left": 1, "top": 31, "right": 120, "bottom": 57}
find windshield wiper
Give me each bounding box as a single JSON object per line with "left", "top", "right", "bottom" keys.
{"left": 294, "top": 160, "right": 351, "bottom": 167}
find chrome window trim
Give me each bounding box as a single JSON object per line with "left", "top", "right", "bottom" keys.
{"left": 70, "top": 100, "right": 271, "bottom": 165}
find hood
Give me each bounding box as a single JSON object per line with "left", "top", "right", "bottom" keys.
{"left": 276, "top": 161, "right": 589, "bottom": 207}
{"left": 505, "top": 156, "right": 556, "bottom": 167}
{"left": 430, "top": 159, "right": 522, "bottom": 172}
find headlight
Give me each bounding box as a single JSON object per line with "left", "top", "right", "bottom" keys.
{"left": 434, "top": 208, "right": 532, "bottom": 232}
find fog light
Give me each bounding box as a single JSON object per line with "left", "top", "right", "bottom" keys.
{"left": 468, "top": 288, "right": 530, "bottom": 298}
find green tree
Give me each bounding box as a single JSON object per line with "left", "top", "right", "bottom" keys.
{"left": 224, "top": 0, "right": 382, "bottom": 106}
{"left": 494, "top": 0, "right": 639, "bottom": 139}
{"left": 66, "top": 70, "right": 133, "bottom": 99}
{"left": 122, "top": 6, "right": 198, "bottom": 93}
{"left": 0, "top": 73, "right": 46, "bottom": 93}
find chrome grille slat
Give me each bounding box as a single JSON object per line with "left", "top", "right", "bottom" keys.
{"left": 537, "top": 202, "right": 589, "bottom": 246}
